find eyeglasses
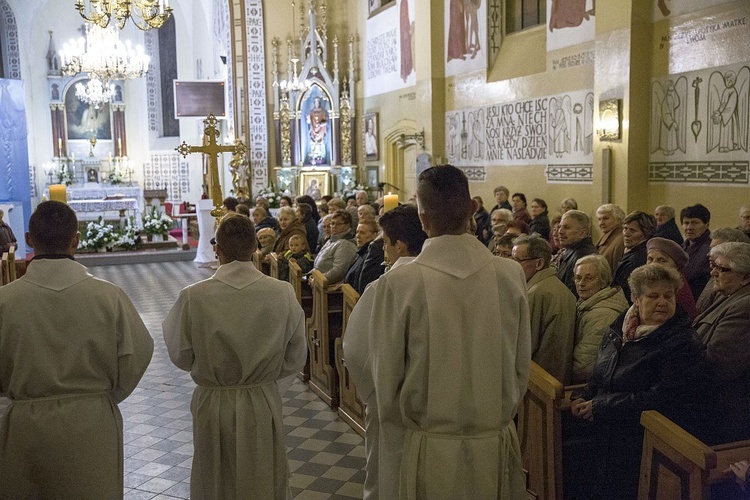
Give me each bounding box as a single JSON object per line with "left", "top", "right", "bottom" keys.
{"left": 574, "top": 275, "right": 598, "bottom": 284}
{"left": 709, "top": 261, "right": 733, "bottom": 273}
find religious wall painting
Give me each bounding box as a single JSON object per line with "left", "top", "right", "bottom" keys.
{"left": 364, "top": 112, "right": 380, "bottom": 161}
{"left": 548, "top": 95, "right": 572, "bottom": 158}
{"left": 445, "top": 0, "right": 487, "bottom": 77}
{"left": 365, "top": 0, "right": 416, "bottom": 97}
{"left": 299, "top": 170, "right": 330, "bottom": 201}
{"left": 64, "top": 80, "right": 112, "bottom": 141}
{"left": 299, "top": 85, "right": 333, "bottom": 167}
{"left": 650, "top": 63, "right": 750, "bottom": 184}
{"left": 467, "top": 108, "right": 485, "bottom": 162}
{"left": 366, "top": 165, "right": 379, "bottom": 188}
{"left": 546, "top": 0, "right": 595, "bottom": 52}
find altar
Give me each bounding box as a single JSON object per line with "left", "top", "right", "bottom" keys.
{"left": 44, "top": 184, "right": 143, "bottom": 223}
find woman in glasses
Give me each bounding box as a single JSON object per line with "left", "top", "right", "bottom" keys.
{"left": 694, "top": 241, "right": 750, "bottom": 444}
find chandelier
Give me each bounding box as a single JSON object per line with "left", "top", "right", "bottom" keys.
{"left": 75, "top": 0, "right": 172, "bottom": 31}
{"left": 279, "top": 58, "right": 312, "bottom": 93}
{"left": 75, "top": 77, "right": 115, "bottom": 109}
{"left": 60, "top": 24, "right": 150, "bottom": 82}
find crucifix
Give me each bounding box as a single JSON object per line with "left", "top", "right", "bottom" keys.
{"left": 176, "top": 114, "right": 247, "bottom": 218}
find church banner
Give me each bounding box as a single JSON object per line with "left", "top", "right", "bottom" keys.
{"left": 444, "top": 0, "right": 487, "bottom": 77}
{"left": 364, "top": 0, "right": 416, "bottom": 98}
{"left": 245, "top": 0, "right": 269, "bottom": 194}
{"left": 445, "top": 89, "right": 594, "bottom": 171}
{"left": 546, "top": 0, "right": 595, "bottom": 52}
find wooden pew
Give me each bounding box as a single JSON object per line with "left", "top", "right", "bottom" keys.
{"left": 268, "top": 252, "right": 279, "bottom": 279}
{"left": 252, "top": 250, "right": 263, "bottom": 272}
{"left": 1, "top": 252, "right": 8, "bottom": 285}
{"left": 639, "top": 411, "right": 750, "bottom": 499}
{"left": 517, "top": 362, "right": 566, "bottom": 500}
{"left": 290, "top": 260, "right": 313, "bottom": 383}
{"left": 334, "top": 284, "right": 365, "bottom": 436}
{"left": 1, "top": 248, "right": 21, "bottom": 286}
{"left": 307, "top": 270, "right": 343, "bottom": 408}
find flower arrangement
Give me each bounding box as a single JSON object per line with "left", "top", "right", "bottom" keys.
{"left": 108, "top": 168, "right": 124, "bottom": 186}
{"left": 112, "top": 217, "right": 139, "bottom": 250}
{"left": 78, "top": 217, "right": 117, "bottom": 250}
{"left": 257, "top": 184, "right": 281, "bottom": 208}
{"left": 56, "top": 164, "right": 74, "bottom": 186}
{"left": 142, "top": 206, "right": 173, "bottom": 236}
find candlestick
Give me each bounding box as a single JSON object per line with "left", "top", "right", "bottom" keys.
{"left": 384, "top": 192, "right": 398, "bottom": 212}
{"left": 57, "top": 137, "right": 62, "bottom": 155}
{"left": 49, "top": 184, "right": 67, "bottom": 203}
{"left": 118, "top": 137, "right": 122, "bottom": 157}
{"left": 71, "top": 152, "right": 75, "bottom": 163}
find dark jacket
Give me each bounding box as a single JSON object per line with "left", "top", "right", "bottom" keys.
{"left": 256, "top": 216, "right": 279, "bottom": 233}
{"left": 474, "top": 207, "right": 490, "bottom": 245}
{"left": 300, "top": 213, "right": 319, "bottom": 255}
{"left": 344, "top": 238, "right": 385, "bottom": 295}
{"left": 655, "top": 218, "right": 683, "bottom": 245}
{"left": 529, "top": 214, "right": 550, "bottom": 240}
{"left": 272, "top": 220, "right": 307, "bottom": 255}
{"left": 490, "top": 201, "right": 512, "bottom": 213}
{"left": 682, "top": 230, "right": 712, "bottom": 300}
{"left": 611, "top": 240, "right": 648, "bottom": 304}
{"left": 556, "top": 237, "right": 597, "bottom": 298}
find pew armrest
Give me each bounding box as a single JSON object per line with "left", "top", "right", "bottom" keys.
{"left": 640, "top": 410, "right": 716, "bottom": 471}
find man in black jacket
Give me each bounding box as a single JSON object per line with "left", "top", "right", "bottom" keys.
{"left": 555, "top": 210, "right": 597, "bottom": 297}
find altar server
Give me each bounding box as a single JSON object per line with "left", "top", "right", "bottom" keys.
{"left": 0, "top": 201, "right": 154, "bottom": 498}
{"left": 163, "top": 213, "right": 306, "bottom": 499}
{"left": 344, "top": 165, "right": 531, "bottom": 499}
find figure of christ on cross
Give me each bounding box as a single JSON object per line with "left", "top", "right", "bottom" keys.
{"left": 176, "top": 114, "right": 247, "bottom": 218}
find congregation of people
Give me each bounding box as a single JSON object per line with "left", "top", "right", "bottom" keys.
{"left": 2, "top": 171, "right": 750, "bottom": 498}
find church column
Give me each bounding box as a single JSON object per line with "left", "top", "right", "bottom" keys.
{"left": 50, "top": 104, "right": 66, "bottom": 157}
{"left": 414, "top": 0, "right": 445, "bottom": 163}
{"left": 112, "top": 105, "right": 127, "bottom": 157}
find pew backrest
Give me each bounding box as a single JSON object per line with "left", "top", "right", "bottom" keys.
{"left": 269, "top": 252, "right": 279, "bottom": 280}
{"left": 252, "top": 250, "right": 262, "bottom": 272}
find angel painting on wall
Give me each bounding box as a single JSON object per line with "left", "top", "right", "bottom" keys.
{"left": 549, "top": 95, "right": 572, "bottom": 158}
{"left": 650, "top": 77, "right": 687, "bottom": 156}
{"left": 708, "top": 67, "right": 749, "bottom": 154}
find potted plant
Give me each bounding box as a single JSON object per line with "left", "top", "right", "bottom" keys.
{"left": 142, "top": 206, "right": 173, "bottom": 241}
{"left": 79, "top": 216, "right": 117, "bottom": 252}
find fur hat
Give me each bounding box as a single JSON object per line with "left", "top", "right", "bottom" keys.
{"left": 646, "top": 237, "right": 688, "bottom": 269}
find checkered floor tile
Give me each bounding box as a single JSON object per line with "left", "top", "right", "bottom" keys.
{"left": 0, "top": 261, "right": 365, "bottom": 499}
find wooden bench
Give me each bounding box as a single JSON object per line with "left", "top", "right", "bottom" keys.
{"left": 268, "top": 252, "right": 279, "bottom": 280}
{"left": 639, "top": 410, "right": 750, "bottom": 499}
{"left": 252, "top": 250, "right": 263, "bottom": 272}
{"left": 1, "top": 248, "right": 18, "bottom": 286}
{"left": 334, "top": 284, "right": 365, "bottom": 436}
{"left": 307, "top": 270, "right": 343, "bottom": 408}
{"left": 290, "top": 261, "right": 313, "bottom": 383}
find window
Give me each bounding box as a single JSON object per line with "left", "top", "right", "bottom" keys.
{"left": 505, "top": 0, "right": 546, "bottom": 34}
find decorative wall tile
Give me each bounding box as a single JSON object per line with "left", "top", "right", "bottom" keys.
{"left": 649, "top": 161, "right": 749, "bottom": 184}
{"left": 144, "top": 152, "right": 191, "bottom": 201}
{"left": 545, "top": 164, "right": 593, "bottom": 183}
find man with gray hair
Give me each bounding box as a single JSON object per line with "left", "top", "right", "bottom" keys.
{"left": 556, "top": 210, "right": 597, "bottom": 297}
{"left": 595, "top": 203, "right": 626, "bottom": 271}
{"left": 654, "top": 205, "right": 683, "bottom": 245}
{"left": 513, "top": 234, "right": 576, "bottom": 383}
{"left": 738, "top": 205, "right": 750, "bottom": 239}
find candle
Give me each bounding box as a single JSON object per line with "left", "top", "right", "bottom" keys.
{"left": 118, "top": 137, "right": 122, "bottom": 157}
{"left": 109, "top": 152, "right": 113, "bottom": 164}
{"left": 57, "top": 137, "right": 62, "bottom": 154}
{"left": 384, "top": 192, "right": 398, "bottom": 212}
{"left": 71, "top": 152, "right": 75, "bottom": 163}
{"left": 49, "top": 184, "right": 67, "bottom": 203}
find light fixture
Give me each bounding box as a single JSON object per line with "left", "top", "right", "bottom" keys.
{"left": 598, "top": 99, "right": 621, "bottom": 141}
{"left": 75, "top": 77, "right": 115, "bottom": 109}
{"left": 60, "top": 24, "right": 150, "bottom": 82}
{"left": 75, "top": 0, "right": 172, "bottom": 31}
{"left": 279, "top": 58, "right": 312, "bottom": 93}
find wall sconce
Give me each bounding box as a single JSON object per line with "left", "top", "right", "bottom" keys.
{"left": 598, "top": 99, "right": 621, "bottom": 141}
{"left": 398, "top": 128, "right": 426, "bottom": 150}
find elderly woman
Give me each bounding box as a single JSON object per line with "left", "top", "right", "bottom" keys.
{"left": 313, "top": 209, "right": 358, "bottom": 284}
{"left": 272, "top": 206, "right": 307, "bottom": 255}
{"left": 571, "top": 255, "right": 628, "bottom": 383}
{"left": 571, "top": 264, "right": 709, "bottom": 497}
{"left": 486, "top": 208, "right": 513, "bottom": 252}
{"left": 595, "top": 204, "right": 626, "bottom": 272}
{"left": 695, "top": 228, "right": 750, "bottom": 314}
{"left": 252, "top": 206, "right": 279, "bottom": 233}
{"left": 646, "top": 237, "right": 696, "bottom": 319}
{"left": 694, "top": 242, "right": 750, "bottom": 443}
{"left": 612, "top": 211, "right": 657, "bottom": 303}
{"left": 529, "top": 198, "right": 550, "bottom": 239}
{"left": 560, "top": 198, "right": 578, "bottom": 214}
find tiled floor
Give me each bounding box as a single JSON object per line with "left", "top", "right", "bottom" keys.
{"left": 0, "top": 261, "right": 366, "bottom": 499}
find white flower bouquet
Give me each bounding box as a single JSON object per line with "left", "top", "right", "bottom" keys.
{"left": 142, "top": 206, "right": 173, "bottom": 236}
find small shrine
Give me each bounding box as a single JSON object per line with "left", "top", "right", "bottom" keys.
{"left": 271, "top": 0, "right": 358, "bottom": 200}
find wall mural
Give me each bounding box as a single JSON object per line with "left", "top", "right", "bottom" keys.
{"left": 650, "top": 62, "right": 750, "bottom": 184}
{"left": 446, "top": 89, "right": 594, "bottom": 182}
{"left": 365, "top": 0, "right": 416, "bottom": 97}
{"left": 546, "top": 0, "right": 595, "bottom": 52}
{"left": 444, "top": 0, "right": 487, "bottom": 77}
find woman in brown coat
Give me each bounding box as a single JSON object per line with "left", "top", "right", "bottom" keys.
{"left": 272, "top": 206, "right": 307, "bottom": 255}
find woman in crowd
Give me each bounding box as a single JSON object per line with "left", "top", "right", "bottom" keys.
{"left": 595, "top": 204, "right": 626, "bottom": 272}
{"left": 296, "top": 203, "right": 319, "bottom": 254}
{"left": 560, "top": 198, "right": 578, "bottom": 214}
{"left": 694, "top": 242, "right": 750, "bottom": 443}
{"left": 529, "top": 198, "right": 550, "bottom": 240}
{"left": 473, "top": 196, "right": 490, "bottom": 245}
{"left": 490, "top": 185, "right": 511, "bottom": 212}
{"left": 492, "top": 233, "right": 516, "bottom": 258}
{"left": 272, "top": 206, "right": 307, "bottom": 255}
{"left": 511, "top": 192, "right": 531, "bottom": 225}
{"left": 695, "top": 227, "right": 750, "bottom": 314}
{"left": 255, "top": 196, "right": 271, "bottom": 212}
{"left": 571, "top": 255, "right": 628, "bottom": 383}
{"left": 296, "top": 195, "right": 321, "bottom": 223}
{"left": 549, "top": 214, "right": 563, "bottom": 261}
{"left": 279, "top": 195, "right": 293, "bottom": 208}
{"left": 317, "top": 214, "right": 332, "bottom": 252}
{"left": 313, "top": 209, "right": 358, "bottom": 284}
{"left": 612, "top": 211, "right": 657, "bottom": 303}
{"left": 646, "top": 237, "right": 696, "bottom": 319}
{"left": 252, "top": 207, "right": 279, "bottom": 233}
{"left": 485, "top": 208, "right": 513, "bottom": 251}
{"left": 504, "top": 219, "right": 529, "bottom": 238}
{"left": 571, "top": 264, "right": 709, "bottom": 497}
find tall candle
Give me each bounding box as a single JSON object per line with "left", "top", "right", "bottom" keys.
{"left": 71, "top": 152, "right": 75, "bottom": 163}
{"left": 118, "top": 137, "right": 122, "bottom": 157}
{"left": 109, "top": 152, "right": 113, "bottom": 164}
{"left": 384, "top": 192, "right": 398, "bottom": 212}
{"left": 49, "top": 184, "right": 67, "bottom": 203}
{"left": 57, "top": 137, "right": 62, "bottom": 154}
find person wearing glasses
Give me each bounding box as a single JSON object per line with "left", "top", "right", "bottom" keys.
{"left": 313, "top": 209, "right": 357, "bottom": 284}
{"left": 513, "top": 234, "right": 576, "bottom": 384}
{"left": 694, "top": 241, "right": 750, "bottom": 443}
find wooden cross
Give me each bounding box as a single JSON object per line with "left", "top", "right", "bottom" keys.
{"left": 176, "top": 114, "right": 247, "bottom": 218}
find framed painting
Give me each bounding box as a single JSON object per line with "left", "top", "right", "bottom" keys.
{"left": 364, "top": 112, "right": 379, "bottom": 161}
{"left": 65, "top": 81, "right": 112, "bottom": 141}
{"left": 366, "top": 165, "right": 379, "bottom": 189}
{"left": 299, "top": 171, "right": 330, "bottom": 202}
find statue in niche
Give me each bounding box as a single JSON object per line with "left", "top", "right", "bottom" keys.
{"left": 650, "top": 77, "right": 687, "bottom": 156}
{"left": 303, "top": 91, "right": 331, "bottom": 166}
{"left": 708, "top": 68, "right": 749, "bottom": 153}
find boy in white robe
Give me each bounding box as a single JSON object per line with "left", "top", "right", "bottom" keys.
{"left": 0, "top": 201, "right": 154, "bottom": 498}
{"left": 344, "top": 166, "right": 531, "bottom": 499}
{"left": 163, "top": 213, "right": 307, "bottom": 499}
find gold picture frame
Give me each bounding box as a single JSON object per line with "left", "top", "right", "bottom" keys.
{"left": 298, "top": 171, "right": 330, "bottom": 201}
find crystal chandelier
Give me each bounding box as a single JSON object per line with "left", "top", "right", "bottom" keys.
{"left": 279, "top": 58, "right": 312, "bottom": 93}
{"left": 75, "top": 77, "right": 115, "bottom": 109}
{"left": 76, "top": 0, "right": 172, "bottom": 31}
{"left": 60, "top": 24, "right": 150, "bottom": 82}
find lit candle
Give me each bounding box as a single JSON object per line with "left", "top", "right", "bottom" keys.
{"left": 384, "top": 192, "right": 398, "bottom": 212}
{"left": 109, "top": 152, "right": 113, "bottom": 164}
{"left": 57, "top": 137, "right": 62, "bottom": 154}
{"left": 71, "top": 152, "right": 75, "bottom": 163}
{"left": 117, "top": 137, "right": 122, "bottom": 157}
{"left": 49, "top": 184, "right": 67, "bottom": 203}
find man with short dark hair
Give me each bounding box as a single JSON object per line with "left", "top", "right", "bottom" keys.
{"left": 344, "top": 165, "right": 530, "bottom": 499}
{"left": 681, "top": 203, "right": 712, "bottom": 299}
{"left": 163, "top": 213, "right": 306, "bottom": 498}
{"left": 0, "top": 201, "right": 153, "bottom": 497}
